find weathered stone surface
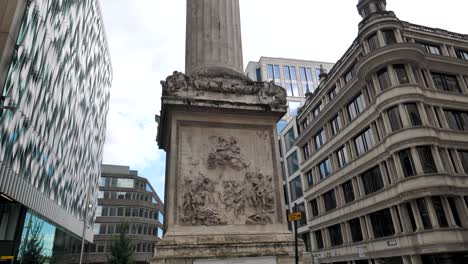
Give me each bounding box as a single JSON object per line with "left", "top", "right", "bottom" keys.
{"left": 154, "top": 0, "right": 303, "bottom": 262}
{"left": 153, "top": 234, "right": 300, "bottom": 263}
{"left": 178, "top": 129, "right": 276, "bottom": 227}
{"left": 185, "top": 0, "right": 243, "bottom": 74}
{"left": 160, "top": 71, "right": 287, "bottom": 114}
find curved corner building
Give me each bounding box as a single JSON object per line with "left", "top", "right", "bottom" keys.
{"left": 0, "top": 0, "right": 112, "bottom": 262}
{"left": 291, "top": 0, "right": 468, "bottom": 263}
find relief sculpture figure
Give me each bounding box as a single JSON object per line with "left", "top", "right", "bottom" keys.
{"left": 207, "top": 136, "right": 249, "bottom": 170}
{"left": 179, "top": 135, "right": 275, "bottom": 226}
{"left": 180, "top": 173, "right": 225, "bottom": 225}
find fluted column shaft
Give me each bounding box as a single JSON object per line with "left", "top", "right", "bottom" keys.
{"left": 185, "top": 0, "right": 243, "bottom": 74}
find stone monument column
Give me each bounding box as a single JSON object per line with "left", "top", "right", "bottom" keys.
{"left": 185, "top": 0, "right": 243, "bottom": 75}
{"left": 153, "top": 0, "right": 303, "bottom": 263}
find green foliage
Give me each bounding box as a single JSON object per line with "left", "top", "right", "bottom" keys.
{"left": 21, "top": 220, "right": 46, "bottom": 264}
{"left": 107, "top": 223, "right": 134, "bottom": 264}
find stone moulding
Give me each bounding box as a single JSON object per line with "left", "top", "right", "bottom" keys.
{"left": 152, "top": 234, "right": 301, "bottom": 262}
{"left": 160, "top": 71, "right": 287, "bottom": 112}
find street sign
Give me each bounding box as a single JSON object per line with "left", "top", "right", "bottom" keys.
{"left": 0, "top": 256, "right": 13, "bottom": 263}
{"left": 288, "top": 212, "right": 302, "bottom": 222}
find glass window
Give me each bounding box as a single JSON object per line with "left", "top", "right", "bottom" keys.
{"left": 416, "top": 41, "right": 441, "bottom": 55}
{"left": 444, "top": 109, "right": 468, "bottom": 131}
{"left": 310, "top": 199, "right": 319, "bottom": 217}
{"left": 421, "top": 253, "right": 468, "bottom": 264}
{"left": 405, "top": 203, "right": 417, "bottom": 232}
{"left": 349, "top": 218, "right": 363, "bottom": 242}
{"left": 301, "top": 119, "right": 309, "bottom": 131}
{"left": 383, "top": 29, "right": 397, "bottom": 45}
{"left": 447, "top": 197, "right": 462, "bottom": 226}
{"left": 96, "top": 206, "right": 103, "bottom": 216}
{"left": 297, "top": 203, "right": 307, "bottom": 226}
{"left": 431, "top": 196, "right": 448, "bottom": 228}
{"left": 277, "top": 120, "right": 287, "bottom": 134}
{"left": 368, "top": 33, "right": 380, "bottom": 51}
{"left": 288, "top": 101, "right": 301, "bottom": 117}
{"left": 306, "top": 170, "right": 314, "bottom": 187}
{"left": 283, "top": 185, "right": 288, "bottom": 205}
{"left": 330, "top": 114, "right": 342, "bottom": 135}
{"left": 354, "top": 128, "right": 376, "bottom": 156}
{"left": 99, "top": 177, "right": 107, "bottom": 187}
{"left": 99, "top": 224, "right": 107, "bottom": 234}
{"left": 255, "top": 68, "right": 262, "bottom": 81}
{"left": 336, "top": 146, "right": 349, "bottom": 168}
{"left": 157, "top": 227, "right": 164, "bottom": 238}
{"left": 347, "top": 94, "right": 367, "bottom": 120}
{"left": 267, "top": 64, "right": 282, "bottom": 86}
{"left": 284, "top": 66, "right": 299, "bottom": 96}
{"left": 456, "top": 49, "right": 468, "bottom": 60}
{"left": 299, "top": 67, "right": 315, "bottom": 93}
{"left": 146, "top": 184, "right": 152, "bottom": 192}
{"left": 286, "top": 151, "right": 299, "bottom": 176}
{"left": 328, "top": 86, "right": 337, "bottom": 100}
{"left": 416, "top": 198, "right": 432, "bottom": 229}
{"left": 399, "top": 148, "right": 416, "bottom": 177}
{"left": 323, "top": 189, "right": 337, "bottom": 212}
{"left": 314, "top": 129, "right": 327, "bottom": 150}
{"left": 312, "top": 103, "right": 323, "bottom": 118}
{"left": 458, "top": 150, "right": 468, "bottom": 174}
{"left": 109, "top": 207, "right": 116, "bottom": 216}
{"left": 158, "top": 212, "right": 164, "bottom": 225}
{"left": 370, "top": 208, "right": 395, "bottom": 238}
{"left": 417, "top": 146, "right": 437, "bottom": 174}
{"left": 345, "top": 70, "right": 353, "bottom": 83}
{"left": 405, "top": 103, "right": 422, "bottom": 127}
{"left": 361, "top": 166, "right": 384, "bottom": 195}
{"left": 328, "top": 224, "right": 343, "bottom": 246}
{"left": 387, "top": 106, "right": 403, "bottom": 131}
{"left": 342, "top": 180, "right": 355, "bottom": 203}
{"left": 319, "top": 158, "right": 332, "bottom": 180}
{"left": 0, "top": 204, "right": 22, "bottom": 240}
{"left": 431, "top": 72, "right": 461, "bottom": 93}
{"left": 314, "top": 230, "right": 324, "bottom": 249}
{"left": 284, "top": 128, "right": 296, "bottom": 152}
{"left": 394, "top": 64, "right": 409, "bottom": 84}
{"left": 302, "top": 143, "right": 310, "bottom": 160}
{"left": 289, "top": 176, "right": 303, "bottom": 201}
{"left": 377, "top": 67, "right": 391, "bottom": 90}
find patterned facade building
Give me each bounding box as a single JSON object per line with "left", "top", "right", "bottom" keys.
{"left": 0, "top": 0, "right": 111, "bottom": 262}
{"left": 288, "top": 0, "right": 468, "bottom": 263}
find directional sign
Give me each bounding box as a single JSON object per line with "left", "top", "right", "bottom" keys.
{"left": 288, "top": 212, "right": 302, "bottom": 222}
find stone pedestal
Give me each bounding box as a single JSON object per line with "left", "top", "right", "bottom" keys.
{"left": 154, "top": 72, "right": 303, "bottom": 264}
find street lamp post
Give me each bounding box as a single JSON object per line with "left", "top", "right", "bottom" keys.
{"left": 79, "top": 181, "right": 92, "bottom": 264}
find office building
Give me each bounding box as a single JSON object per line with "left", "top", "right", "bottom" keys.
{"left": 74, "top": 165, "right": 164, "bottom": 264}
{"left": 0, "top": 0, "right": 111, "bottom": 262}
{"left": 245, "top": 57, "right": 334, "bottom": 131}
{"left": 288, "top": 0, "right": 468, "bottom": 263}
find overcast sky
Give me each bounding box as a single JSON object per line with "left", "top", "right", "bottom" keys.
{"left": 99, "top": 0, "right": 467, "bottom": 197}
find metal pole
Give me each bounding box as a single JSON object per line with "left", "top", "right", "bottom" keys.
{"left": 294, "top": 203, "right": 298, "bottom": 264}
{"left": 79, "top": 181, "right": 91, "bottom": 264}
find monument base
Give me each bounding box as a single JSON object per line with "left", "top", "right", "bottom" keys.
{"left": 151, "top": 234, "right": 303, "bottom": 264}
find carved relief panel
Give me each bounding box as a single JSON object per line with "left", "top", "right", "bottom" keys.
{"left": 177, "top": 123, "right": 280, "bottom": 226}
